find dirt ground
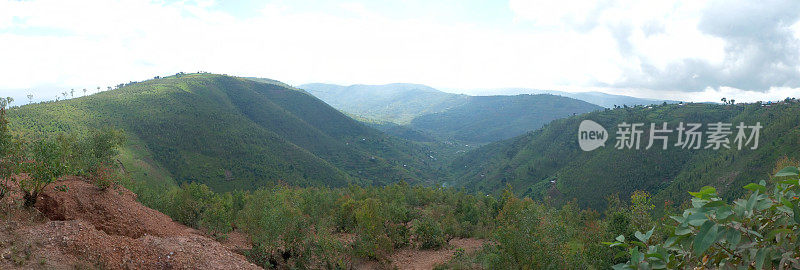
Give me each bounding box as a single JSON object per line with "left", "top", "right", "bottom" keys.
{"left": 1, "top": 177, "right": 486, "bottom": 270}
{"left": 0, "top": 177, "right": 259, "bottom": 269}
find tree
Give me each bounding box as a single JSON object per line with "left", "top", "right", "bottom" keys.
{"left": 606, "top": 165, "right": 800, "bottom": 269}
{"left": 83, "top": 88, "right": 87, "bottom": 96}
{"left": 20, "top": 137, "right": 68, "bottom": 207}
{"left": 61, "top": 92, "right": 67, "bottom": 99}
{"left": 96, "top": 86, "right": 100, "bottom": 93}
{"left": 0, "top": 98, "right": 19, "bottom": 199}
{"left": 70, "top": 89, "right": 75, "bottom": 97}
{"left": 721, "top": 97, "right": 727, "bottom": 104}
{"left": 27, "top": 94, "right": 33, "bottom": 104}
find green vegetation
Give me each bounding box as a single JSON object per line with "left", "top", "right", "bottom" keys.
{"left": 299, "top": 83, "right": 470, "bottom": 124}
{"left": 1, "top": 100, "right": 126, "bottom": 205}
{"left": 301, "top": 83, "right": 603, "bottom": 143}
{"left": 0, "top": 100, "right": 19, "bottom": 199}
{"left": 7, "top": 74, "right": 446, "bottom": 193}
{"left": 451, "top": 101, "right": 800, "bottom": 211}
{"left": 130, "top": 180, "right": 499, "bottom": 268}
{"left": 5, "top": 74, "right": 800, "bottom": 268}
{"left": 608, "top": 163, "right": 800, "bottom": 269}
{"left": 410, "top": 94, "right": 601, "bottom": 143}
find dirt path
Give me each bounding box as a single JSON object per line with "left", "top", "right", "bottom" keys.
{"left": 388, "top": 238, "right": 485, "bottom": 270}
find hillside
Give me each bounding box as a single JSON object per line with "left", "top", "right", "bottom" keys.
{"left": 6, "top": 74, "right": 442, "bottom": 192}
{"left": 409, "top": 94, "right": 602, "bottom": 143}
{"left": 450, "top": 100, "right": 800, "bottom": 210}
{"left": 299, "top": 83, "right": 470, "bottom": 124}
{"left": 502, "top": 89, "right": 676, "bottom": 108}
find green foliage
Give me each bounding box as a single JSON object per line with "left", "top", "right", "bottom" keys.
{"left": 130, "top": 179, "right": 498, "bottom": 267}
{"left": 62, "top": 127, "right": 126, "bottom": 189}
{"left": 301, "top": 83, "right": 602, "bottom": 143}
{"left": 451, "top": 101, "right": 800, "bottom": 211}
{"left": 411, "top": 217, "right": 447, "bottom": 249}
{"left": 20, "top": 138, "right": 68, "bottom": 206}
{"left": 299, "top": 83, "right": 470, "bottom": 125}
{"left": 478, "top": 192, "right": 616, "bottom": 269}
{"left": 0, "top": 103, "right": 20, "bottom": 199}
{"left": 607, "top": 165, "right": 800, "bottom": 269}
{"left": 8, "top": 74, "right": 444, "bottom": 193}
{"left": 410, "top": 94, "right": 602, "bottom": 143}
{"left": 168, "top": 182, "right": 215, "bottom": 228}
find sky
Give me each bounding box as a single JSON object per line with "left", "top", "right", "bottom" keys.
{"left": 1, "top": 0, "right": 799, "bottom": 104}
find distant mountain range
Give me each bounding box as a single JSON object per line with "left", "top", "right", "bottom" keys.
{"left": 299, "top": 83, "right": 603, "bottom": 143}
{"left": 522, "top": 89, "right": 677, "bottom": 108}
{"left": 299, "top": 83, "right": 470, "bottom": 124}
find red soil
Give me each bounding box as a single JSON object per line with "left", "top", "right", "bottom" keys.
{"left": 0, "top": 177, "right": 260, "bottom": 269}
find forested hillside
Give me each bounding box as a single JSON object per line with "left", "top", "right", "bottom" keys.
{"left": 6, "top": 73, "right": 443, "bottom": 192}
{"left": 451, "top": 101, "right": 800, "bottom": 210}
{"left": 409, "top": 94, "right": 601, "bottom": 143}
{"left": 301, "top": 83, "right": 602, "bottom": 143}
{"left": 299, "top": 83, "right": 470, "bottom": 124}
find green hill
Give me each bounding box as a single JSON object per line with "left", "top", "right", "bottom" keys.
{"left": 409, "top": 94, "right": 602, "bottom": 143}
{"left": 450, "top": 101, "right": 800, "bottom": 210}
{"left": 6, "top": 73, "right": 443, "bottom": 192}
{"left": 299, "top": 83, "right": 470, "bottom": 124}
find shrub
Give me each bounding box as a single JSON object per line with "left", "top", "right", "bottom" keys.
{"left": 412, "top": 217, "right": 447, "bottom": 249}
{"left": 64, "top": 127, "right": 126, "bottom": 190}
{"left": 0, "top": 105, "right": 21, "bottom": 199}
{"left": 353, "top": 232, "right": 393, "bottom": 261}
{"left": 169, "top": 182, "right": 214, "bottom": 227}
{"left": 20, "top": 138, "right": 69, "bottom": 207}
{"left": 199, "top": 193, "right": 234, "bottom": 240}
{"left": 239, "top": 188, "right": 313, "bottom": 268}
{"left": 606, "top": 165, "right": 800, "bottom": 269}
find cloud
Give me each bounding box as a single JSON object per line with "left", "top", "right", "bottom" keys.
{"left": 510, "top": 0, "right": 800, "bottom": 93}
{"left": 0, "top": 0, "right": 798, "bottom": 105}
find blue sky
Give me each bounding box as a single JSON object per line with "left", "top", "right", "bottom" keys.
{"left": 1, "top": 0, "right": 800, "bottom": 105}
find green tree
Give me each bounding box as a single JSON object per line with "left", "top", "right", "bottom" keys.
{"left": 20, "top": 138, "right": 68, "bottom": 207}
{"left": 606, "top": 165, "right": 800, "bottom": 269}
{"left": 0, "top": 100, "right": 20, "bottom": 199}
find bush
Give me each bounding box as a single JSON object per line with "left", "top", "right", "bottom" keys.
{"left": 0, "top": 105, "right": 21, "bottom": 199}
{"left": 412, "top": 217, "right": 447, "bottom": 249}
{"left": 169, "top": 182, "right": 214, "bottom": 228}
{"left": 199, "top": 193, "right": 234, "bottom": 240}
{"left": 63, "top": 127, "right": 126, "bottom": 190}
{"left": 606, "top": 164, "right": 800, "bottom": 269}
{"left": 239, "top": 188, "right": 313, "bottom": 268}
{"left": 20, "top": 138, "right": 68, "bottom": 207}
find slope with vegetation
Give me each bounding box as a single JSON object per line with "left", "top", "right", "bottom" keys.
{"left": 299, "top": 83, "right": 470, "bottom": 124}
{"left": 301, "top": 83, "right": 604, "bottom": 144}
{"left": 4, "top": 80, "right": 800, "bottom": 269}
{"left": 451, "top": 100, "right": 800, "bottom": 211}
{"left": 409, "top": 94, "right": 602, "bottom": 143}
{"left": 6, "top": 73, "right": 445, "bottom": 192}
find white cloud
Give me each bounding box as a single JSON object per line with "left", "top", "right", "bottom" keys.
{"left": 0, "top": 0, "right": 798, "bottom": 105}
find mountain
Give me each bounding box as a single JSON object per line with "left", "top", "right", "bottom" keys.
{"left": 299, "top": 83, "right": 469, "bottom": 124}
{"left": 299, "top": 83, "right": 603, "bottom": 143}
{"left": 409, "top": 94, "right": 602, "bottom": 143}
{"left": 478, "top": 88, "right": 677, "bottom": 108}
{"left": 7, "top": 73, "right": 443, "bottom": 192}
{"left": 450, "top": 101, "right": 800, "bottom": 210}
